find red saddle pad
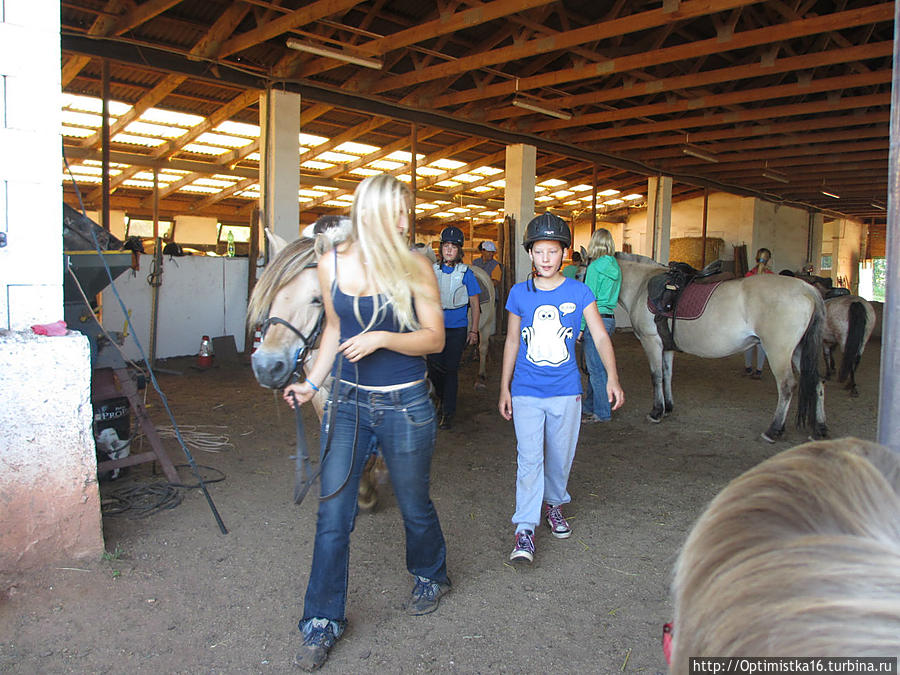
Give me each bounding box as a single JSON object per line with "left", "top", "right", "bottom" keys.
{"left": 647, "top": 281, "right": 723, "bottom": 320}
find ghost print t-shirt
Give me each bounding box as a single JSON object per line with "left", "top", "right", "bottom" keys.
{"left": 506, "top": 277, "right": 595, "bottom": 398}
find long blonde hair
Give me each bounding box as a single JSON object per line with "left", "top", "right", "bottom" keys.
{"left": 670, "top": 438, "right": 900, "bottom": 667}
{"left": 344, "top": 174, "right": 431, "bottom": 332}
{"left": 586, "top": 228, "right": 615, "bottom": 259}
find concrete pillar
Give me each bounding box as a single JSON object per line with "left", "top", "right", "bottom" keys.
{"left": 0, "top": 333, "right": 103, "bottom": 569}
{"left": 504, "top": 144, "right": 536, "bottom": 283}
{"left": 807, "top": 211, "right": 824, "bottom": 271}
{"left": 259, "top": 89, "right": 301, "bottom": 245}
{"left": 647, "top": 176, "right": 673, "bottom": 263}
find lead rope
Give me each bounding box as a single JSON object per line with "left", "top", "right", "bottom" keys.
{"left": 290, "top": 346, "right": 360, "bottom": 505}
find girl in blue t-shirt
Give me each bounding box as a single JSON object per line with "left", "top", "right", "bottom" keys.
{"left": 498, "top": 213, "right": 625, "bottom": 564}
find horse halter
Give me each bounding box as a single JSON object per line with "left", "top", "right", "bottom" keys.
{"left": 259, "top": 258, "right": 325, "bottom": 390}
{"left": 259, "top": 310, "right": 325, "bottom": 390}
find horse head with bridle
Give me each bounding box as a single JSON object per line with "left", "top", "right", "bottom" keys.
{"left": 247, "top": 221, "right": 385, "bottom": 508}
{"left": 615, "top": 252, "right": 828, "bottom": 443}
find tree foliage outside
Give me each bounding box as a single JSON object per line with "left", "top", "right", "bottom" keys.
{"left": 872, "top": 257, "right": 886, "bottom": 302}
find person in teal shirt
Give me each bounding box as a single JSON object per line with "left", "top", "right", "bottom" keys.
{"left": 580, "top": 229, "right": 622, "bottom": 423}
{"left": 561, "top": 251, "right": 583, "bottom": 279}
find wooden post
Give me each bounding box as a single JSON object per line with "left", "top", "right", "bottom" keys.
{"left": 410, "top": 122, "right": 418, "bottom": 240}
{"left": 101, "top": 59, "right": 110, "bottom": 232}
{"left": 700, "top": 187, "right": 709, "bottom": 267}
{"left": 591, "top": 164, "right": 598, "bottom": 234}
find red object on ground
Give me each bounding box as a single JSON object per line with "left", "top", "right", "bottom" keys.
{"left": 197, "top": 335, "right": 213, "bottom": 368}
{"left": 31, "top": 320, "right": 68, "bottom": 336}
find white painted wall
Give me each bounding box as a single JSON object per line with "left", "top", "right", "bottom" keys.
{"left": 0, "top": 1, "right": 63, "bottom": 329}
{"left": 174, "top": 215, "right": 219, "bottom": 245}
{"left": 101, "top": 255, "right": 249, "bottom": 359}
{"left": 0, "top": 0, "right": 103, "bottom": 569}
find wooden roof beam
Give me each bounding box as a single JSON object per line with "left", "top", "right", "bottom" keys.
{"left": 293, "top": 0, "right": 557, "bottom": 78}
{"left": 112, "top": 0, "right": 184, "bottom": 36}
{"left": 605, "top": 111, "right": 891, "bottom": 152}
{"left": 87, "top": 89, "right": 259, "bottom": 201}
{"left": 218, "top": 0, "right": 367, "bottom": 58}
{"left": 640, "top": 126, "right": 889, "bottom": 161}
{"left": 574, "top": 92, "right": 890, "bottom": 143}
{"left": 431, "top": 2, "right": 894, "bottom": 107}
{"left": 375, "top": 0, "right": 768, "bottom": 94}
{"left": 517, "top": 40, "right": 893, "bottom": 115}
{"left": 529, "top": 69, "right": 892, "bottom": 132}
{"left": 61, "top": 0, "right": 131, "bottom": 87}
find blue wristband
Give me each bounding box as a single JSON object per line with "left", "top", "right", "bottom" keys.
{"left": 307, "top": 380, "right": 320, "bottom": 392}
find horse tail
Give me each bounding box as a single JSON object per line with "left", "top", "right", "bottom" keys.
{"left": 796, "top": 299, "right": 824, "bottom": 431}
{"left": 838, "top": 301, "right": 868, "bottom": 383}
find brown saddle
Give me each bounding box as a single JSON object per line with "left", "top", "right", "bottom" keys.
{"left": 647, "top": 260, "right": 732, "bottom": 350}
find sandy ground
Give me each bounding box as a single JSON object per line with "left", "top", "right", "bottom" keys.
{"left": 0, "top": 331, "right": 881, "bottom": 674}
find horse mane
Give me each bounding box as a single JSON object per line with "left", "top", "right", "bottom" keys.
{"left": 670, "top": 438, "right": 900, "bottom": 665}
{"left": 615, "top": 251, "right": 663, "bottom": 266}
{"left": 246, "top": 237, "right": 317, "bottom": 328}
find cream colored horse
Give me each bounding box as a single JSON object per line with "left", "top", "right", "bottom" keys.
{"left": 616, "top": 252, "right": 828, "bottom": 442}
{"left": 248, "top": 225, "right": 385, "bottom": 509}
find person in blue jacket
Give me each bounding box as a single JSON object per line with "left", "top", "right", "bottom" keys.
{"left": 427, "top": 226, "right": 480, "bottom": 430}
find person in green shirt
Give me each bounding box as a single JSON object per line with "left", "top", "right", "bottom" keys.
{"left": 580, "top": 229, "right": 622, "bottom": 423}
{"left": 562, "top": 251, "right": 583, "bottom": 279}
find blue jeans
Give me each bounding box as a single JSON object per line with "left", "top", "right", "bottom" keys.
{"left": 302, "top": 380, "right": 448, "bottom": 625}
{"left": 582, "top": 318, "right": 616, "bottom": 420}
{"left": 427, "top": 326, "right": 467, "bottom": 417}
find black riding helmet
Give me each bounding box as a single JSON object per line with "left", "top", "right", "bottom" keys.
{"left": 523, "top": 213, "right": 571, "bottom": 251}
{"left": 440, "top": 226, "right": 465, "bottom": 247}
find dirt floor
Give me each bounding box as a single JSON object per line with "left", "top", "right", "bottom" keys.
{"left": 0, "top": 331, "right": 882, "bottom": 674}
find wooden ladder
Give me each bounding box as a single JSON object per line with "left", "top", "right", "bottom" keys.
{"left": 95, "top": 368, "right": 180, "bottom": 484}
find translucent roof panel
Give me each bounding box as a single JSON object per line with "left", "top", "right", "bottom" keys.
{"left": 216, "top": 121, "right": 260, "bottom": 137}
{"left": 298, "top": 133, "right": 328, "bottom": 146}
{"left": 125, "top": 121, "right": 188, "bottom": 139}
{"left": 335, "top": 141, "right": 379, "bottom": 155}
{"left": 430, "top": 158, "right": 465, "bottom": 170}
{"left": 112, "top": 133, "right": 166, "bottom": 147}
{"left": 142, "top": 107, "right": 204, "bottom": 127}
{"left": 195, "top": 132, "right": 254, "bottom": 148}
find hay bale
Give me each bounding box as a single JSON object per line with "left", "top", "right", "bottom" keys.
{"left": 669, "top": 237, "right": 724, "bottom": 268}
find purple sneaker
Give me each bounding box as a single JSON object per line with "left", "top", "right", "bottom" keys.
{"left": 509, "top": 529, "right": 535, "bottom": 563}
{"left": 544, "top": 503, "right": 572, "bottom": 539}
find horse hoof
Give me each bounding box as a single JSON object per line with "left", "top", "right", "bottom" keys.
{"left": 760, "top": 432, "right": 777, "bottom": 444}
{"left": 646, "top": 413, "right": 662, "bottom": 424}
{"left": 474, "top": 381, "right": 486, "bottom": 391}
{"left": 849, "top": 389, "right": 859, "bottom": 398}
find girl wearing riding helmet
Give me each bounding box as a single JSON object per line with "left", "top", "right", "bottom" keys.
{"left": 744, "top": 247, "right": 773, "bottom": 379}
{"left": 427, "top": 225, "right": 481, "bottom": 430}
{"left": 283, "top": 174, "right": 450, "bottom": 671}
{"left": 499, "top": 213, "right": 625, "bottom": 564}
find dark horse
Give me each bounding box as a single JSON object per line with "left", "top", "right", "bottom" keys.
{"left": 616, "top": 253, "right": 828, "bottom": 442}
{"left": 823, "top": 294, "right": 876, "bottom": 397}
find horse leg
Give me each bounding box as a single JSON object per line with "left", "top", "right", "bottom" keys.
{"left": 474, "top": 330, "right": 488, "bottom": 390}
{"left": 814, "top": 379, "right": 829, "bottom": 437}
{"left": 847, "top": 363, "right": 859, "bottom": 397}
{"left": 761, "top": 351, "right": 796, "bottom": 443}
{"left": 823, "top": 343, "right": 834, "bottom": 380}
{"left": 639, "top": 337, "right": 667, "bottom": 423}
{"left": 358, "top": 453, "right": 378, "bottom": 511}
{"left": 662, "top": 350, "right": 675, "bottom": 415}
